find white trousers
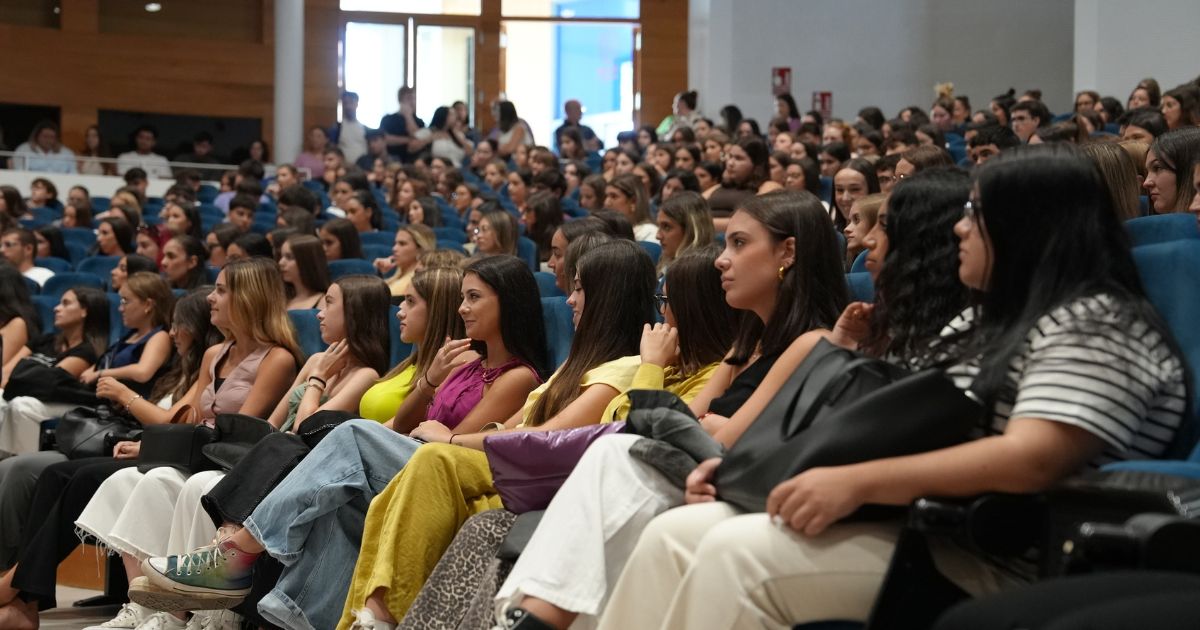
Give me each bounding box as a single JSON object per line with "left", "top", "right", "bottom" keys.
{"left": 0, "top": 398, "right": 77, "bottom": 454}
{"left": 595, "top": 502, "right": 901, "bottom": 630}
{"left": 495, "top": 434, "right": 683, "bottom": 629}
{"left": 76, "top": 466, "right": 224, "bottom": 559}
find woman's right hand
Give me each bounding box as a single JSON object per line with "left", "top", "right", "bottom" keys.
{"left": 95, "top": 376, "right": 133, "bottom": 403}
{"left": 828, "top": 302, "right": 875, "bottom": 350}
{"left": 373, "top": 256, "right": 396, "bottom": 275}
{"left": 685, "top": 457, "right": 723, "bottom": 504}
{"left": 113, "top": 440, "right": 140, "bottom": 459}
{"left": 79, "top": 367, "right": 100, "bottom": 385}
{"left": 639, "top": 323, "right": 679, "bottom": 367}
{"left": 425, "top": 338, "right": 475, "bottom": 388}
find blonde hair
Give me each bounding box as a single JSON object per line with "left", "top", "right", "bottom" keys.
{"left": 124, "top": 272, "right": 175, "bottom": 329}
{"left": 403, "top": 223, "right": 436, "bottom": 253}
{"left": 1119, "top": 140, "right": 1150, "bottom": 180}
{"left": 223, "top": 257, "right": 303, "bottom": 364}
{"left": 851, "top": 192, "right": 887, "bottom": 228}
{"left": 1082, "top": 143, "right": 1143, "bottom": 221}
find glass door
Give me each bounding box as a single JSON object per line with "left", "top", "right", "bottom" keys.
{"left": 413, "top": 24, "right": 476, "bottom": 127}
{"left": 342, "top": 21, "right": 407, "bottom": 129}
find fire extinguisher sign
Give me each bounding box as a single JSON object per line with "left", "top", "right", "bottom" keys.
{"left": 812, "top": 91, "right": 833, "bottom": 120}
{"left": 772, "top": 67, "right": 791, "bottom": 96}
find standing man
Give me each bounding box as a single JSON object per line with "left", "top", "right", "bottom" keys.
{"left": 117, "top": 126, "right": 172, "bottom": 178}
{"left": 379, "top": 86, "right": 427, "bottom": 163}
{"left": 331, "top": 91, "right": 369, "bottom": 165}
{"left": 553, "top": 99, "right": 601, "bottom": 154}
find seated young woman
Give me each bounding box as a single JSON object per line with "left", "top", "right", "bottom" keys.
{"left": 161, "top": 235, "right": 210, "bottom": 291}
{"left": 586, "top": 146, "right": 1188, "bottom": 630}
{"left": 0, "top": 264, "right": 40, "bottom": 374}
{"left": 0, "top": 286, "right": 108, "bottom": 390}
{"left": 56, "top": 260, "right": 298, "bottom": 630}
{"left": 0, "top": 285, "right": 209, "bottom": 629}
{"left": 0, "top": 272, "right": 172, "bottom": 455}
{"left": 374, "top": 224, "right": 435, "bottom": 298}
{"left": 395, "top": 245, "right": 743, "bottom": 629}
{"left": 132, "top": 254, "right": 555, "bottom": 630}
{"left": 654, "top": 191, "right": 715, "bottom": 277}
{"left": 109, "top": 253, "right": 158, "bottom": 293}
{"left": 279, "top": 234, "right": 330, "bottom": 311}
{"left": 490, "top": 190, "right": 851, "bottom": 630}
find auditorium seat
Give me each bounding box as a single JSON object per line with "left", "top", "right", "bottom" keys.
{"left": 328, "top": 259, "right": 377, "bottom": 280}
{"left": 388, "top": 305, "right": 414, "bottom": 366}
{"left": 436, "top": 240, "right": 468, "bottom": 254}
{"left": 31, "top": 295, "right": 56, "bottom": 333}
{"left": 61, "top": 227, "right": 97, "bottom": 248}
{"left": 35, "top": 257, "right": 71, "bottom": 274}
{"left": 22, "top": 276, "right": 40, "bottom": 295}
{"left": 517, "top": 236, "right": 539, "bottom": 271}
{"left": 363, "top": 244, "right": 393, "bottom": 261}
{"left": 360, "top": 232, "right": 394, "bottom": 248}
{"left": 534, "top": 271, "right": 563, "bottom": 298}
{"left": 76, "top": 255, "right": 121, "bottom": 281}
{"left": 433, "top": 227, "right": 468, "bottom": 244}
{"left": 638, "top": 240, "right": 662, "bottom": 265}
{"left": 541, "top": 297, "right": 575, "bottom": 370}
{"left": 846, "top": 272, "right": 874, "bottom": 303}
{"left": 43, "top": 272, "right": 105, "bottom": 298}
{"left": 1126, "top": 214, "right": 1200, "bottom": 247}
{"left": 850, "top": 249, "right": 868, "bottom": 273}
{"left": 287, "top": 309, "right": 327, "bottom": 358}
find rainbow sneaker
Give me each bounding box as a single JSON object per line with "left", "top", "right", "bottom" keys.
{"left": 134, "top": 540, "right": 258, "bottom": 611}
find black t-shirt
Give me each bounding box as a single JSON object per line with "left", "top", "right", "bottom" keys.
{"left": 25, "top": 333, "right": 100, "bottom": 368}
{"left": 378, "top": 112, "right": 426, "bottom": 162}
{"left": 707, "top": 350, "right": 783, "bottom": 417}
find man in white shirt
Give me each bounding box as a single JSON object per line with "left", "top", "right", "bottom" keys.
{"left": 12, "top": 121, "right": 77, "bottom": 174}
{"left": 1, "top": 228, "right": 55, "bottom": 287}
{"left": 335, "top": 91, "right": 369, "bottom": 165}
{"left": 117, "top": 125, "right": 173, "bottom": 179}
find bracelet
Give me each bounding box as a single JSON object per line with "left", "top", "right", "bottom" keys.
{"left": 449, "top": 434, "right": 456, "bottom": 445}
{"left": 124, "top": 395, "right": 142, "bottom": 411}
{"left": 424, "top": 374, "right": 441, "bottom": 390}
{"left": 308, "top": 375, "right": 327, "bottom": 388}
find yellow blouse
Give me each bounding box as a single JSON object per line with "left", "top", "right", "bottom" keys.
{"left": 357, "top": 364, "right": 416, "bottom": 422}
{"left": 601, "top": 361, "right": 720, "bottom": 422}
{"left": 515, "top": 355, "right": 641, "bottom": 428}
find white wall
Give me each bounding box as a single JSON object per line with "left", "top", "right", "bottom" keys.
{"left": 689, "top": 0, "right": 1076, "bottom": 125}
{"left": 1074, "top": 0, "right": 1200, "bottom": 101}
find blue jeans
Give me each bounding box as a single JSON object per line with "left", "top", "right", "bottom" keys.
{"left": 243, "top": 420, "right": 420, "bottom": 630}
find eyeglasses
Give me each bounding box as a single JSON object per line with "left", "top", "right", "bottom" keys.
{"left": 654, "top": 293, "right": 669, "bottom": 311}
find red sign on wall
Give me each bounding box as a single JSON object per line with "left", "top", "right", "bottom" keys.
{"left": 772, "top": 67, "right": 792, "bottom": 96}
{"left": 812, "top": 91, "right": 833, "bottom": 120}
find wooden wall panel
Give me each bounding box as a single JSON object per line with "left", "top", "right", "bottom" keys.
{"left": 638, "top": 0, "right": 688, "bottom": 129}
{"left": 0, "top": 0, "right": 338, "bottom": 154}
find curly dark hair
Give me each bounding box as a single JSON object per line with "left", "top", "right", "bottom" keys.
{"left": 865, "top": 167, "right": 970, "bottom": 366}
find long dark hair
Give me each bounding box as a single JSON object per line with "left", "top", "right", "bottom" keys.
{"left": 731, "top": 136, "right": 771, "bottom": 190}
{"left": 320, "top": 218, "right": 363, "bottom": 260}
{"left": 36, "top": 225, "right": 69, "bottom": 260}
{"left": 170, "top": 200, "right": 204, "bottom": 240}
{"left": 498, "top": 101, "right": 519, "bottom": 133}
{"left": 169, "top": 235, "right": 210, "bottom": 290}
{"left": 525, "top": 240, "right": 655, "bottom": 426}
{"left": 664, "top": 247, "right": 740, "bottom": 374}
{"left": 63, "top": 286, "right": 111, "bottom": 359}
{"left": 525, "top": 191, "right": 564, "bottom": 263}
{"left": 0, "top": 263, "right": 40, "bottom": 335}
{"left": 1148, "top": 127, "right": 1200, "bottom": 212}
{"left": 350, "top": 189, "right": 382, "bottom": 230}
{"left": 866, "top": 168, "right": 970, "bottom": 364}
{"left": 334, "top": 275, "right": 391, "bottom": 375}
{"left": 285, "top": 234, "right": 330, "bottom": 297}
{"left": 463, "top": 255, "right": 550, "bottom": 379}
{"left": 962, "top": 144, "right": 1176, "bottom": 410}
{"left": 728, "top": 191, "right": 846, "bottom": 365}
{"left": 152, "top": 288, "right": 223, "bottom": 404}
{"left": 99, "top": 217, "right": 135, "bottom": 255}
{"left": 776, "top": 93, "right": 800, "bottom": 120}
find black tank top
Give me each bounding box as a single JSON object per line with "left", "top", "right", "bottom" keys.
{"left": 707, "top": 351, "right": 783, "bottom": 417}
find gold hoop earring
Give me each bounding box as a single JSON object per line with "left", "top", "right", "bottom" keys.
{"left": 778, "top": 265, "right": 787, "bottom": 280}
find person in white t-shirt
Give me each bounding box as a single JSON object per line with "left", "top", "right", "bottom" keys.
{"left": 1, "top": 228, "right": 54, "bottom": 286}
{"left": 116, "top": 126, "right": 173, "bottom": 179}
{"left": 336, "top": 91, "right": 369, "bottom": 165}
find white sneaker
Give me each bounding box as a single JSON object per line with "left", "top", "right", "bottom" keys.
{"left": 348, "top": 608, "right": 397, "bottom": 630}
{"left": 82, "top": 602, "right": 153, "bottom": 629}
{"left": 187, "top": 609, "right": 242, "bottom": 630}
{"left": 134, "top": 611, "right": 189, "bottom": 630}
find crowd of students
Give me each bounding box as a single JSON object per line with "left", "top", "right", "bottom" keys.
{"left": 0, "top": 73, "right": 1197, "bottom": 630}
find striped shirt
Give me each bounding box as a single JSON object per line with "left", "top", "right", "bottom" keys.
{"left": 941, "top": 293, "right": 1187, "bottom": 467}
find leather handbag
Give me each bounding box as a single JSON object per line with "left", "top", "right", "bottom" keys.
{"left": 485, "top": 422, "right": 627, "bottom": 514}
{"left": 201, "top": 413, "right": 278, "bottom": 471}
{"left": 137, "top": 405, "right": 218, "bottom": 474}
{"left": 715, "top": 338, "right": 984, "bottom": 513}
{"left": 55, "top": 405, "right": 138, "bottom": 459}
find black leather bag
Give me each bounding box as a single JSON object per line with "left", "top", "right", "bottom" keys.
{"left": 55, "top": 405, "right": 138, "bottom": 459}
{"left": 5, "top": 359, "right": 101, "bottom": 406}
{"left": 715, "top": 339, "right": 984, "bottom": 513}
{"left": 201, "top": 413, "right": 278, "bottom": 471}
{"left": 137, "top": 405, "right": 218, "bottom": 474}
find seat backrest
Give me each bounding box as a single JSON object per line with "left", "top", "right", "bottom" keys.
{"left": 61, "top": 227, "right": 97, "bottom": 248}
{"left": 360, "top": 231, "right": 395, "bottom": 247}
{"left": 819, "top": 176, "right": 833, "bottom": 203}
{"left": 106, "top": 293, "right": 126, "bottom": 345}
{"left": 363, "top": 244, "right": 393, "bottom": 261}
{"left": 433, "top": 227, "right": 468, "bottom": 244}
{"left": 327, "top": 259, "right": 378, "bottom": 280}
{"left": 1126, "top": 214, "right": 1200, "bottom": 248}
{"left": 32, "top": 295, "right": 57, "bottom": 334}
{"left": 1133, "top": 240, "right": 1200, "bottom": 459}
{"left": 850, "top": 249, "right": 868, "bottom": 273}
{"left": 35, "top": 257, "right": 72, "bottom": 274}
{"left": 637, "top": 241, "right": 662, "bottom": 266}
{"left": 541, "top": 297, "right": 575, "bottom": 370}
{"left": 517, "top": 236, "right": 539, "bottom": 271}
{"left": 65, "top": 242, "right": 89, "bottom": 266}
{"left": 76, "top": 255, "right": 121, "bottom": 280}
{"left": 197, "top": 184, "right": 219, "bottom": 203}
{"left": 846, "top": 272, "right": 875, "bottom": 303}
{"left": 534, "top": 271, "right": 563, "bottom": 298}
{"left": 287, "top": 309, "right": 327, "bottom": 359}
{"left": 436, "top": 240, "right": 467, "bottom": 254}
{"left": 42, "top": 272, "right": 105, "bottom": 298}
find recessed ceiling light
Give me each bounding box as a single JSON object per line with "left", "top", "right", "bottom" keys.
{"left": 145, "top": 3, "right": 162, "bottom": 12}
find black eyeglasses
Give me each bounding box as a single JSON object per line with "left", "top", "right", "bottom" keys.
{"left": 654, "top": 293, "right": 669, "bottom": 311}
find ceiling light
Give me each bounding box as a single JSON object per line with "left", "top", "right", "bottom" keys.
{"left": 145, "top": 3, "right": 162, "bottom": 12}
